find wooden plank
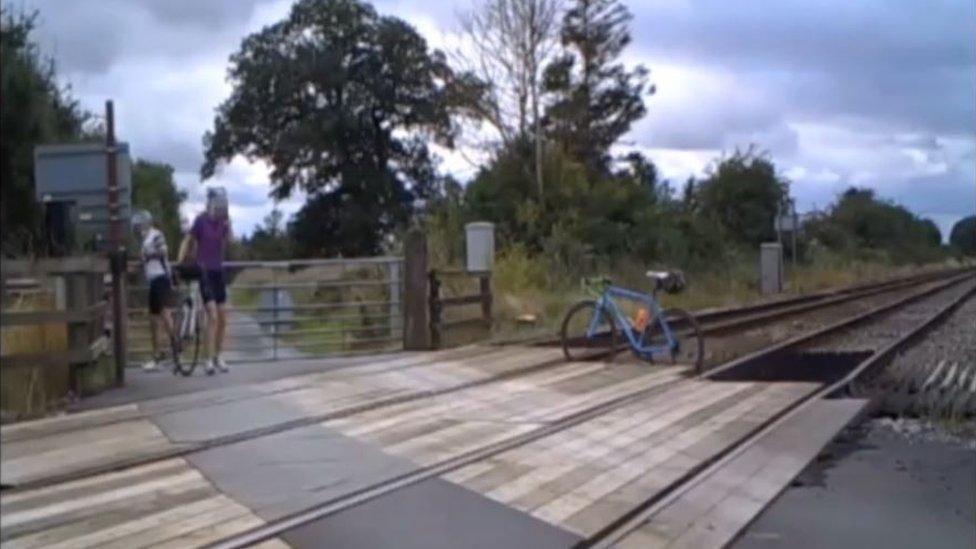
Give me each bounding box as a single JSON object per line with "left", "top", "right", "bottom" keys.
{"left": 334, "top": 361, "right": 603, "bottom": 440}
{"left": 0, "top": 471, "right": 207, "bottom": 536}
{"left": 437, "top": 294, "right": 484, "bottom": 307}
{"left": 329, "top": 359, "right": 590, "bottom": 433}
{"left": 440, "top": 316, "right": 491, "bottom": 331}
{"left": 0, "top": 405, "right": 142, "bottom": 443}
{"left": 1, "top": 257, "right": 107, "bottom": 277}
{"left": 150, "top": 513, "right": 269, "bottom": 549}
{"left": 625, "top": 397, "right": 868, "bottom": 549}
{"left": 0, "top": 486, "right": 216, "bottom": 549}
{"left": 481, "top": 382, "right": 752, "bottom": 507}
{"left": 2, "top": 433, "right": 179, "bottom": 487}
{"left": 6, "top": 495, "right": 230, "bottom": 549}
{"left": 94, "top": 497, "right": 258, "bottom": 549}
{"left": 557, "top": 383, "right": 816, "bottom": 536}
{"left": 1, "top": 419, "right": 164, "bottom": 461}
{"left": 446, "top": 380, "right": 721, "bottom": 495}
{"left": 0, "top": 459, "right": 187, "bottom": 509}
{"left": 0, "top": 302, "right": 106, "bottom": 326}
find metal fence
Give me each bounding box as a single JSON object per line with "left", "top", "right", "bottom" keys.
{"left": 125, "top": 257, "right": 403, "bottom": 365}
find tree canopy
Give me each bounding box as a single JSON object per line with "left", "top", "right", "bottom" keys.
{"left": 131, "top": 160, "right": 186, "bottom": 251}
{"left": 543, "top": 0, "right": 651, "bottom": 176}
{"left": 949, "top": 215, "right": 975, "bottom": 256}
{"left": 691, "top": 148, "right": 789, "bottom": 247}
{"left": 806, "top": 187, "right": 945, "bottom": 263}
{"left": 202, "top": 0, "right": 483, "bottom": 256}
{"left": 1, "top": 9, "right": 93, "bottom": 255}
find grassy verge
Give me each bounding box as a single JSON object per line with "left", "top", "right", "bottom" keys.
{"left": 488, "top": 247, "right": 969, "bottom": 341}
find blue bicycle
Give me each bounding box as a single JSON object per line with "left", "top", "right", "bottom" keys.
{"left": 560, "top": 271, "right": 704, "bottom": 373}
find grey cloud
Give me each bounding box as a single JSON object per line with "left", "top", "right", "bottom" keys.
{"left": 135, "top": 138, "right": 202, "bottom": 174}
{"left": 141, "top": 0, "right": 267, "bottom": 27}
{"left": 226, "top": 184, "right": 273, "bottom": 208}
{"left": 631, "top": 1, "right": 974, "bottom": 138}
{"left": 632, "top": 1, "right": 974, "bottom": 74}
{"left": 23, "top": 0, "right": 272, "bottom": 74}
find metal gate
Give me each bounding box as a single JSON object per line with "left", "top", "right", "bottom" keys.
{"left": 126, "top": 257, "right": 403, "bottom": 365}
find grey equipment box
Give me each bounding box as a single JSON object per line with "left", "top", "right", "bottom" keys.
{"left": 34, "top": 142, "right": 133, "bottom": 252}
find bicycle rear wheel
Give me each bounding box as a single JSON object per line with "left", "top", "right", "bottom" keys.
{"left": 560, "top": 300, "right": 618, "bottom": 362}
{"left": 640, "top": 308, "right": 704, "bottom": 374}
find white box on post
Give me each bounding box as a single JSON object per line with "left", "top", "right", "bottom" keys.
{"left": 465, "top": 222, "right": 495, "bottom": 272}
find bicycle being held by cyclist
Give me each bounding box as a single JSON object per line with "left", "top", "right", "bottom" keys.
{"left": 132, "top": 187, "right": 232, "bottom": 377}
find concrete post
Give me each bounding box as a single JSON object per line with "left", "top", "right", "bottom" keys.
{"left": 760, "top": 242, "right": 784, "bottom": 295}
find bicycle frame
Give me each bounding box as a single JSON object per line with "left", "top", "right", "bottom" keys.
{"left": 179, "top": 280, "right": 202, "bottom": 339}
{"left": 587, "top": 285, "right": 678, "bottom": 359}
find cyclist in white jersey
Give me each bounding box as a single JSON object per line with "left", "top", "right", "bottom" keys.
{"left": 132, "top": 210, "right": 176, "bottom": 371}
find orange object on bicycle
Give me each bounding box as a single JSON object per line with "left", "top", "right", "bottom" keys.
{"left": 633, "top": 308, "right": 649, "bottom": 332}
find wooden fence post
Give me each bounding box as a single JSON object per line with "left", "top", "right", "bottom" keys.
{"left": 403, "top": 230, "right": 430, "bottom": 350}
{"left": 429, "top": 271, "right": 441, "bottom": 350}
{"left": 479, "top": 274, "right": 492, "bottom": 330}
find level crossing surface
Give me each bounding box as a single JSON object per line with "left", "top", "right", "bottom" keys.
{"left": 1, "top": 345, "right": 839, "bottom": 548}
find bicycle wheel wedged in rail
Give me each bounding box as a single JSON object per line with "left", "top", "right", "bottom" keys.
{"left": 640, "top": 308, "right": 704, "bottom": 374}
{"left": 561, "top": 300, "right": 618, "bottom": 362}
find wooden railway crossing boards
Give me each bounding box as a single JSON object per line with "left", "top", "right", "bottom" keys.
{"left": 0, "top": 346, "right": 858, "bottom": 548}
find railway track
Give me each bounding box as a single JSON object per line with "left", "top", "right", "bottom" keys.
{"left": 1, "top": 268, "right": 973, "bottom": 548}
{"left": 1, "top": 269, "right": 968, "bottom": 491}
{"left": 588, "top": 271, "right": 976, "bottom": 548}
{"left": 205, "top": 270, "right": 975, "bottom": 549}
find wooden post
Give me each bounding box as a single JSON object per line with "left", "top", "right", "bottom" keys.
{"left": 479, "top": 274, "right": 492, "bottom": 330}
{"left": 429, "top": 271, "right": 441, "bottom": 350}
{"left": 402, "top": 230, "right": 430, "bottom": 350}
{"left": 389, "top": 259, "right": 401, "bottom": 338}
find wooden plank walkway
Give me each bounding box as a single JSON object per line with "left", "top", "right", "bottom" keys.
{"left": 0, "top": 345, "right": 831, "bottom": 548}
{"left": 442, "top": 380, "right": 819, "bottom": 539}
{"left": 325, "top": 361, "right": 687, "bottom": 467}
{"left": 0, "top": 346, "right": 563, "bottom": 486}
{"left": 614, "top": 398, "right": 868, "bottom": 549}
{"left": 0, "top": 458, "right": 289, "bottom": 549}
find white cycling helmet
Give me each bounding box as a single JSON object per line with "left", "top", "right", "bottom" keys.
{"left": 131, "top": 209, "right": 153, "bottom": 232}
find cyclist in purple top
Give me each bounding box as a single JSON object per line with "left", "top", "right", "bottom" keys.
{"left": 179, "top": 188, "right": 232, "bottom": 375}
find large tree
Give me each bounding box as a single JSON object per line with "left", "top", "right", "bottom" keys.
{"left": 543, "top": 0, "right": 651, "bottom": 175}
{"left": 693, "top": 147, "right": 789, "bottom": 247}
{"left": 131, "top": 160, "right": 186, "bottom": 252}
{"left": 202, "top": 0, "right": 482, "bottom": 256}
{"left": 455, "top": 0, "right": 562, "bottom": 197}
{"left": 1, "top": 9, "right": 93, "bottom": 256}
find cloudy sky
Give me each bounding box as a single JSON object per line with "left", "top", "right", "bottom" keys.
{"left": 17, "top": 0, "right": 975, "bottom": 239}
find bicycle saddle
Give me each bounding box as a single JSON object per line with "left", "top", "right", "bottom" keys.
{"left": 645, "top": 270, "right": 670, "bottom": 280}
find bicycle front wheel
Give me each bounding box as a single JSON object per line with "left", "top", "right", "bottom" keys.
{"left": 173, "top": 303, "right": 202, "bottom": 376}
{"left": 561, "top": 300, "right": 618, "bottom": 362}
{"left": 641, "top": 308, "right": 704, "bottom": 374}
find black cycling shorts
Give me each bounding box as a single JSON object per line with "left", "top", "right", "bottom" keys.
{"left": 200, "top": 269, "right": 227, "bottom": 305}
{"left": 148, "top": 276, "right": 173, "bottom": 315}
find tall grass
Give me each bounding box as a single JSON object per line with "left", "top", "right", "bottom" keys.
{"left": 489, "top": 247, "right": 962, "bottom": 339}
